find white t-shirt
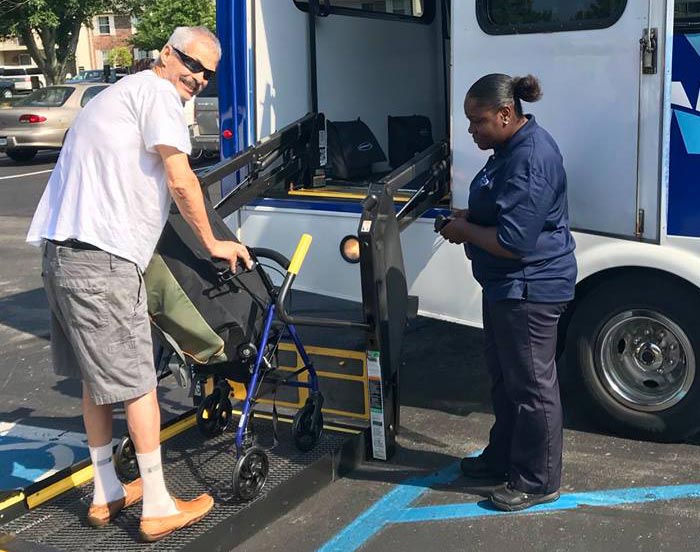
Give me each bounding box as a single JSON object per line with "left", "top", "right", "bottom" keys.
{"left": 26, "top": 70, "right": 192, "bottom": 271}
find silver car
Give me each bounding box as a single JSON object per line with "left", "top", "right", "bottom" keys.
{"left": 0, "top": 83, "right": 108, "bottom": 162}
{"left": 190, "top": 73, "right": 219, "bottom": 160}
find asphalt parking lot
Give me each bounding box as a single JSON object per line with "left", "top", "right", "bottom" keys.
{"left": 0, "top": 152, "right": 698, "bottom": 552}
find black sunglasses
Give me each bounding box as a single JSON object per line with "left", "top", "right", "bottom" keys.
{"left": 171, "top": 47, "right": 215, "bottom": 80}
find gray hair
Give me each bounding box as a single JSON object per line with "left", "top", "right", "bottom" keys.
{"left": 164, "top": 26, "right": 221, "bottom": 59}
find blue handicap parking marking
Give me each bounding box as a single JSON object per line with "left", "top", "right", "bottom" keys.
{"left": 0, "top": 424, "right": 89, "bottom": 490}
{"left": 319, "top": 453, "right": 700, "bottom": 552}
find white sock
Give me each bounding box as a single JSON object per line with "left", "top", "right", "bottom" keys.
{"left": 136, "top": 447, "right": 178, "bottom": 517}
{"left": 89, "top": 444, "right": 125, "bottom": 505}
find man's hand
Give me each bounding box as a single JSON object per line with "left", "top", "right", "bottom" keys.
{"left": 209, "top": 240, "right": 253, "bottom": 272}
{"left": 156, "top": 145, "right": 254, "bottom": 271}
{"left": 440, "top": 217, "right": 470, "bottom": 244}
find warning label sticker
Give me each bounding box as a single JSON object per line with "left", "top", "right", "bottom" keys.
{"left": 367, "top": 350, "right": 386, "bottom": 461}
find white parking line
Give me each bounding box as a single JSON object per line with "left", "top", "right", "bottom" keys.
{"left": 0, "top": 421, "right": 89, "bottom": 447}
{"left": 0, "top": 169, "right": 53, "bottom": 180}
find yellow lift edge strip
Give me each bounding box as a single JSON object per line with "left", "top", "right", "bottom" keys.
{"left": 24, "top": 414, "right": 197, "bottom": 510}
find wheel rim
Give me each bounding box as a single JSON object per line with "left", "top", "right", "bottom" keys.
{"left": 596, "top": 309, "right": 695, "bottom": 412}
{"left": 116, "top": 437, "right": 139, "bottom": 480}
{"left": 235, "top": 449, "right": 268, "bottom": 499}
{"left": 293, "top": 407, "right": 322, "bottom": 451}
{"left": 197, "top": 393, "right": 230, "bottom": 437}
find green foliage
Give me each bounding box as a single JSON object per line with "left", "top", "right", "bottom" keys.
{"left": 131, "top": 0, "right": 216, "bottom": 52}
{"left": 0, "top": 0, "right": 140, "bottom": 84}
{"left": 107, "top": 45, "right": 133, "bottom": 68}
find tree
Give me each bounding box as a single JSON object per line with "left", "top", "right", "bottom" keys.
{"left": 107, "top": 46, "right": 133, "bottom": 68}
{"left": 0, "top": 0, "right": 138, "bottom": 85}
{"left": 131, "top": 0, "right": 216, "bottom": 53}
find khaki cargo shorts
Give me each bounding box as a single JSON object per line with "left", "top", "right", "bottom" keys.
{"left": 42, "top": 241, "right": 157, "bottom": 405}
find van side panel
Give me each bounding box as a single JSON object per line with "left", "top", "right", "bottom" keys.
{"left": 254, "top": 0, "right": 311, "bottom": 139}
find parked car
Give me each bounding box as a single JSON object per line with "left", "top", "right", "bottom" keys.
{"left": 0, "top": 79, "right": 14, "bottom": 99}
{"left": 0, "top": 83, "right": 109, "bottom": 162}
{"left": 0, "top": 66, "right": 45, "bottom": 93}
{"left": 67, "top": 68, "right": 129, "bottom": 84}
{"left": 66, "top": 69, "right": 105, "bottom": 83}
{"left": 190, "top": 72, "right": 219, "bottom": 160}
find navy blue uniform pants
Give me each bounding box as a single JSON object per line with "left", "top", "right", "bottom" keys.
{"left": 480, "top": 296, "right": 567, "bottom": 494}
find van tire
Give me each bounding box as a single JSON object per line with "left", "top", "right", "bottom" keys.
{"left": 566, "top": 273, "right": 700, "bottom": 441}
{"left": 6, "top": 148, "right": 38, "bottom": 162}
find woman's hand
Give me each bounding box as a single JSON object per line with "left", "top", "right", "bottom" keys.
{"left": 451, "top": 208, "right": 470, "bottom": 221}
{"left": 440, "top": 217, "right": 471, "bottom": 244}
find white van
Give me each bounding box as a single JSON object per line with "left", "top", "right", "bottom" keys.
{"left": 0, "top": 66, "right": 46, "bottom": 93}
{"left": 211, "top": 1, "right": 700, "bottom": 443}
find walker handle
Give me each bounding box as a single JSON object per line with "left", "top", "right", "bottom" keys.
{"left": 287, "top": 234, "right": 313, "bottom": 275}
{"left": 275, "top": 233, "right": 370, "bottom": 330}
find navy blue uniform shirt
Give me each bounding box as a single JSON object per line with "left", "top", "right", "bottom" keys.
{"left": 467, "top": 115, "right": 577, "bottom": 302}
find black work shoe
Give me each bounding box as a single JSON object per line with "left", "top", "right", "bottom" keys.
{"left": 489, "top": 482, "right": 560, "bottom": 512}
{"left": 460, "top": 456, "right": 508, "bottom": 481}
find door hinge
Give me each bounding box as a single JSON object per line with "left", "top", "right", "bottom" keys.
{"left": 640, "top": 28, "right": 658, "bottom": 75}
{"left": 635, "top": 208, "right": 645, "bottom": 238}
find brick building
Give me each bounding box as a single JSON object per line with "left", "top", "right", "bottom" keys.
{"left": 1, "top": 14, "right": 152, "bottom": 76}
{"left": 82, "top": 14, "right": 146, "bottom": 70}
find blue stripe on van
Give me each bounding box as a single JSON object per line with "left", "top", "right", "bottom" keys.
{"left": 668, "top": 33, "right": 700, "bottom": 237}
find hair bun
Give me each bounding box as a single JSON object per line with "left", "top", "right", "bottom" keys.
{"left": 513, "top": 75, "right": 542, "bottom": 103}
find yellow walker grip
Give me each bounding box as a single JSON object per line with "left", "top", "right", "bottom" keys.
{"left": 288, "top": 234, "right": 313, "bottom": 275}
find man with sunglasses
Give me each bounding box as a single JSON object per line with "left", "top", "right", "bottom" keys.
{"left": 27, "top": 26, "right": 246, "bottom": 542}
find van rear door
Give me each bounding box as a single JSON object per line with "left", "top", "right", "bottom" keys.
{"left": 451, "top": 1, "right": 666, "bottom": 240}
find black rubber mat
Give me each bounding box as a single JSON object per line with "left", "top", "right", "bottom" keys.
{"left": 1, "top": 418, "right": 356, "bottom": 551}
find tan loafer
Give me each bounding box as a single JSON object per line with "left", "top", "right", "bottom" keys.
{"left": 139, "top": 494, "right": 214, "bottom": 542}
{"left": 87, "top": 479, "right": 143, "bottom": 527}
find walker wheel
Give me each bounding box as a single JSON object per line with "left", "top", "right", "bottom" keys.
{"left": 292, "top": 402, "right": 323, "bottom": 452}
{"left": 232, "top": 447, "right": 269, "bottom": 501}
{"left": 196, "top": 393, "right": 232, "bottom": 438}
{"left": 114, "top": 435, "right": 139, "bottom": 481}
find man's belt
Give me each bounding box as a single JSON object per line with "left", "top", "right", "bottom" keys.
{"left": 49, "top": 239, "right": 101, "bottom": 251}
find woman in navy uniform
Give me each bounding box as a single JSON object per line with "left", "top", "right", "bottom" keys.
{"left": 440, "top": 73, "right": 577, "bottom": 511}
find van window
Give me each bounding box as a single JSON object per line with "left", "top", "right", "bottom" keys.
{"left": 293, "top": 0, "right": 434, "bottom": 23}
{"left": 477, "top": 0, "right": 627, "bottom": 35}
{"left": 676, "top": 1, "right": 700, "bottom": 33}
{"left": 2, "top": 68, "right": 27, "bottom": 77}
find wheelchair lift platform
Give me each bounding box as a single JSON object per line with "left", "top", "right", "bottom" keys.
{"left": 0, "top": 112, "right": 449, "bottom": 551}
{"left": 0, "top": 408, "right": 365, "bottom": 551}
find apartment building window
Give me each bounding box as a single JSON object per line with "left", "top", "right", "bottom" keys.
{"left": 18, "top": 54, "right": 32, "bottom": 65}
{"left": 96, "top": 50, "right": 112, "bottom": 68}
{"left": 98, "top": 16, "right": 111, "bottom": 35}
